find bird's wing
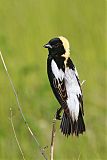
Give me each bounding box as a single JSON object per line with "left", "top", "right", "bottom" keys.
{"left": 77, "top": 93, "right": 84, "bottom": 115}
{"left": 53, "top": 77, "right": 67, "bottom": 104}
{"left": 49, "top": 59, "right": 68, "bottom": 109}
{"left": 74, "top": 68, "right": 84, "bottom": 115}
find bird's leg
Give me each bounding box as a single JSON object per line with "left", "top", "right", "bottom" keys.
{"left": 55, "top": 107, "right": 63, "bottom": 120}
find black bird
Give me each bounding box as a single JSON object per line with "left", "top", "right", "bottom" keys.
{"left": 44, "top": 36, "right": 85, "bottom": 136}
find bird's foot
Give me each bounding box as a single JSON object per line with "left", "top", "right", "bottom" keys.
{"left": 55, "top": 108, "right": 62, "bottom": 120}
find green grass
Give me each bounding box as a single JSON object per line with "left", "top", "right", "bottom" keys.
{"left": 0, "top": 0, "right": 106, "bottom": 159}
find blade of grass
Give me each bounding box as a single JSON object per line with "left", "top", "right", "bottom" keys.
{"left": 10, "top": 108, "right": 26, "bottom": 160}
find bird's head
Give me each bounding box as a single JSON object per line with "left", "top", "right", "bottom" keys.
{"left": 44, "top": 36, "right": 70, "bottom": 58}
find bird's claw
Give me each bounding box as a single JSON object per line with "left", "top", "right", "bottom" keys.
{"left": 55, "top": 109, "right": 62, "bottom": 120}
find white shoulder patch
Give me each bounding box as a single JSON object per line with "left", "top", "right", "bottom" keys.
{"left": 51, "top": 60, "right": 64, "bottom": 80}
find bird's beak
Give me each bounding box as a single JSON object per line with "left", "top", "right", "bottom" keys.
{"left": 43, "top": 43, "right": 52, "bottom": 49}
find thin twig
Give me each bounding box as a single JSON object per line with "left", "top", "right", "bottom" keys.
{"left": 0, "top": 51, "right": 47, "bottom": 160}
{"left": 81, "top": 80, "right": 86, "bottom": 86}
{"left": 10, "top": 108, "right": 26, "bottom": 160}
{"left": 50, "top": 117, "right": 56, "bottom": 160}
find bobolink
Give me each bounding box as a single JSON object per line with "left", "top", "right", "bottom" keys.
{"left": 44, "top": 36, "right": 85, "bottom": 136}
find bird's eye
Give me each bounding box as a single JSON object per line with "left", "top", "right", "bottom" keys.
{"left": 54, "top": 43, "right": 60, "bottom": 48}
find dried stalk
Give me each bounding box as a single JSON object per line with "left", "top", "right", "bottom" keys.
{"left": 0, "top": 51, "right": 47, "bottom": 160}
{"left": 50, "top": 117, "right": 56, "bottom": 160}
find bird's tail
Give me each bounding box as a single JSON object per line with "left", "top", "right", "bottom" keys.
{"left": 60, "top": 110, "right": 85, "bottom": 136}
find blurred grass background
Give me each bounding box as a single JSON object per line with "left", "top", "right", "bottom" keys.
{"left": 0, "top": 0, "right": 106, "bottom": 160}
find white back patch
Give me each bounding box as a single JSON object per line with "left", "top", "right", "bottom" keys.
{"left": 64, "top": 68, "right": 81, "bottom": 121}
{"left": 51, "top": 60, "right": 64, "bottom": 80}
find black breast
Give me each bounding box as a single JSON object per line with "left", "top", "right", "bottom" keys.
{"left": 47, "top": 54, "right": 65, "bottom": 72}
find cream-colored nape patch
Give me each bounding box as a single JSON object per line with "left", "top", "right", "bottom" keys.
{"left": 59, "top": 36, "right": 70, "bottom": 58}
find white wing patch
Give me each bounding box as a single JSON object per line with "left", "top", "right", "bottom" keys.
{"left": 64, "top": 67, "right": 81, "bottom": 121}
{"left": 51, "top": 60, "right": 64, "bottom": 80}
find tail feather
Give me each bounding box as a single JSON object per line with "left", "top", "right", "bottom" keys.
{"left": 77, "top": 110, "right": 85, "bottom": 134}
{"left": 60, "top": 110, "right": 85, "bottom": 136}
